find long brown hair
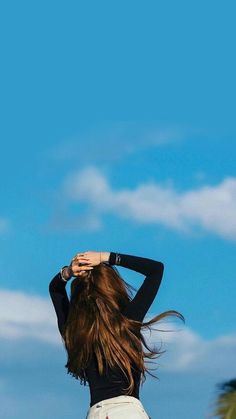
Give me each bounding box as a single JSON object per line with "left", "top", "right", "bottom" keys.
{"left": 61, "top": 262, "right": 185, "bottom": 394}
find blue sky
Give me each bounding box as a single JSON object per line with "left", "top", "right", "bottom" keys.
{"left": 0, "top": 1, "right": 236, "bottom": 418}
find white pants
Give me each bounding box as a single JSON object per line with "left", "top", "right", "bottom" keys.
{"left": 85, "top": 395, "right": 151, "bottom": 419}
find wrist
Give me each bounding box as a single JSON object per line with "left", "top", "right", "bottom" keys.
{"left": 100, "top": 252, "right": 110, "bottom": 263}
{"left": 61, "top": 266, "right": 73, "bottom": 280}
{"left": 108, "top": 252, "right": 121, "bottom": 265}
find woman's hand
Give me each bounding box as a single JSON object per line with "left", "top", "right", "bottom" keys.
{"left": 72, "top": 250, "right": 104, "bottom": 267}
{"left": 69, "top": 256, "right": 94, "bottom": 277}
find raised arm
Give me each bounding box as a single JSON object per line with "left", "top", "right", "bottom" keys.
{"left": 49, "top": 267, "right": 70, "bottom": 336}
{"left": 108, "top": 252, "right": 164, "bottom": 322}
{"left": 49, "top": 258, "right": 94, "bottom": 336}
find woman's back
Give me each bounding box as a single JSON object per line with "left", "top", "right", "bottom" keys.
{"left": 49, "top": 252, "right": 164, "bottom": 408}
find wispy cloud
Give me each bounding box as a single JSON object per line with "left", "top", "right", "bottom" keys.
{"left": 57, "top": 166, "right": 236, "bottom": 240}
{"left": 144, "top": 316, "right": 236, "bottom": 376}
{"left": 47, "top": 122, "right": 188, "bottom": 163}
{"left": 45, "top": 207, "right": 103, "bottom": 233}
{"left": 0, "top": 287, "right": 235, "bottom": 377}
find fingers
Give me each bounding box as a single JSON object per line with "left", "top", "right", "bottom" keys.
{"left": 72, "top": 251, "right": 93, "bottom": 260}
{"left": 72, "top": 255, "right": 89, "bottom": 262}
{"left": 71, "top": 252, "right": 96, "bottom": 272}
{"left": 75, "top": 265, "right": 93, "bottom": 271}
{"left": 74, "top": 267, "right": 93, "bottom": 277}
{"left": 76, "top": 261, "right": 93, "bottom": 267}
{"left": 73, "top": 258, "right": 92, "bottom": 267}
{"left": 73, "top": 270, "right": 88, "bottom": 277}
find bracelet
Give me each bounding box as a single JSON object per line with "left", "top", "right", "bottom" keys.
{"left": 60, "top": 266, "right": 72, "bottom": 282}
{"left": 115, "top": 253, "right": 121, "bottom": 265}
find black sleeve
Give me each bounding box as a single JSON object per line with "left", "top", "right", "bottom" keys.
{"left": 49, "top": 271, "right": 70, "bottom": 336}
{"left": 109, "top": 252, "right": 164, "bottom": 322}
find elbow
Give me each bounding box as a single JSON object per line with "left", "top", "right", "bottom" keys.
{"left": 49, "top": 283, "right": 53, "bottom": 295}
{"left": 159, "top": 262, "right": 164, "bottom": 277}
{"left": 154, "top": 261, "right": 164, "bottom": 278}
{"left": 49, "top": 278, "right": 55, "bottom": 294}
{"left": 48, "top": 272, "right": 60, "bottom": 293}
{"left": 149, "top": 261, "right": 164, "bottom": 277}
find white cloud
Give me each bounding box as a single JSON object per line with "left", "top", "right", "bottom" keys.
{"left": 0, "top": 288, "right": 235, "bottom": 376}
{"left": 0, "top": 289, "right": 58, "bottom": 344}
{"left": 143, "top": 318, "right": 236, "bottom": 376}
{"left": 61, "top": 166, "right": 236, "bottom": 240}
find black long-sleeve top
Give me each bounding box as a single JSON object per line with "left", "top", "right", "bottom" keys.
{"left": 49, "top": 252, "right": 164, "bottom": 407}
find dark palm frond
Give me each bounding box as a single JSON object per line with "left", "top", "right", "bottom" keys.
{"left": 208, "top": 379, "right": 236, "bottom": 419}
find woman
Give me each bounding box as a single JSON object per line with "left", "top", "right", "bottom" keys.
{"left": 49, "top": 250, "right": 184, "bottom": 418}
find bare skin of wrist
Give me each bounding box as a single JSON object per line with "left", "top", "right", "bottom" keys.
{"left": 100, "top": 252, "right": 110, "bottom": 262}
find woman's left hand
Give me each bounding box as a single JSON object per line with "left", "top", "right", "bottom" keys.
{"left": 69, "top": 256, "right": 94, "bottom": 277}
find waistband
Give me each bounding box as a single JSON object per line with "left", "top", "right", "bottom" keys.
{"left": 89, "top": 395, "right": 144, "bottom": 413}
